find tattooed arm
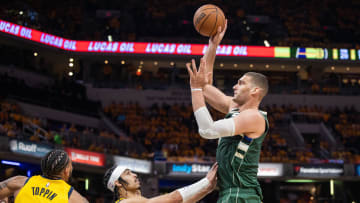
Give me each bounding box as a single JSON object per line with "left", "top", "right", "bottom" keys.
{"left": 0, "top": 176, "right": 27, "bottom": 199}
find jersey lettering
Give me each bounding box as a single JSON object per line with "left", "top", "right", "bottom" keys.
{"left": 31, "top": 187, "right": 58, "bottom": 200}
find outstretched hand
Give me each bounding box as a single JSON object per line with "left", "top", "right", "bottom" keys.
{"left": 209, "top": 19, "right": 228, "bottom": 46}
{"left": 186, "top": 58, "right": 211, "bottom": 89}
{"left": 205, "top": 162, "right": 218, "bottom": 192}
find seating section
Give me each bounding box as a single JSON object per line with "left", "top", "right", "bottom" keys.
{"left": 1, "top": 0, "right": 360, "bottom": 47}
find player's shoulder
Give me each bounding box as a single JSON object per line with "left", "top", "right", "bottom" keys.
{"left": 7, "top": 176, "right": 28, "bottom": 188}
{"left": 121, "top": 196, "right": 148, "bottom": 203}
{"left": 239, "top": 108, "right": 264, "bottom": 119}
{"left": 69, "top": 188, "right": 89, "bottom": 203}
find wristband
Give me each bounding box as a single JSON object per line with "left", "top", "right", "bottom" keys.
{"left": 177, "top": 178, "right": 209, "bottom": 202}
{"left": 191, "top": 88, "right": 203, "bottom": 92}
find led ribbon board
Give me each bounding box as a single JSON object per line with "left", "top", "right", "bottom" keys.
{"left": 0, "top": 19, "right": 290, "bottom": 58}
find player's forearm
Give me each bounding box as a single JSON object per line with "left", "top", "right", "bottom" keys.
{"left": 182, "top": 187, "right": 211, "bottom": 203}
{"left": 191, "top": 90, "right": 206, "bottom": 112}
{"left": 204, "top": 43, "right": 218, "bottom": 75}
{"left": 203, "top": 84, "right": 232, "bottom": 114}
{"left": 0, "top": 176, "right": 26, "bottom": 199}
{"left": 177, "top": 178, "right": 210, "bottom": 203}
{"left": 147, "top": 191, "right": 182, "bottom": 203}
{"left": 0, "top": 180, "right": 10, "bottom": 199}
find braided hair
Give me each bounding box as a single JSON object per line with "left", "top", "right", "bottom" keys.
{"left": 41, "top": 149, "right": 70, "bottom": 179}
{"left": 104, "top": 166, "right": 128, "bottom": 201}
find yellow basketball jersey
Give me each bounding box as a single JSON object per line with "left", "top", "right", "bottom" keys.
{"left": 115, "top": 198, "right": 125, "bottom": 203}
{"left": 15, "top": 175, "right": 73, "bottom": 203}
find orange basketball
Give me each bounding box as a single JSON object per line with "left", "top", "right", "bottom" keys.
{"left": 193, "top": 4, "right": 226, "bottom": 37}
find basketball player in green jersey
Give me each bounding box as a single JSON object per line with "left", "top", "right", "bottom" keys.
{"left": 186, "top": 22, "right": 269, "bottom": 203}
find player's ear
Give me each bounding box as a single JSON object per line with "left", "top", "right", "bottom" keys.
{"left": 251, "top": 87, "right": 260, "bottom": 95}
{"left": 115, "top": 180, "right": 123, "bottom": 188}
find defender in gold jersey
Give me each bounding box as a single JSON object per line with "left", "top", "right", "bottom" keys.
{"left": 0, "top": 149, "right": 88, "bottom": 203}
{"left": 103, "top": 163, "right": 218, "bottom": 203}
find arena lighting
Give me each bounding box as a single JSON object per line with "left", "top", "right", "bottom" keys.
{"left": 33, "top": 52, "right": 38, "bottom": 56}
{"left": 249, "top": 64, "right": 254, "bottom": 68}
{"left": 154, "top": 61, "right": 158, "bottom": 66}
{"left": 104, "top": 60, "right": 109, "bottom": 64}
{"left": 121, "top": 60, "right": 125, "bottom": 65}
{"left": 136, "top": 68, "right": 142, "bottom": 76}
{"left": 281, "top": 65, "right": 285, "bottom": 69}
{"left": 296, "top": 65, "right": 301, "bottom": 70}
{"left": 264, "top": 40, "right": 270, "bottom": 47}
{"left": 246, "top": 26, "right": 250, "bottom": 31}
{"left": 68, "top": 71, "right": 74, "bottom": 76}
{"left": 170, "top": 61, "right": 175, "bottom": 66}
{"left": 69, "top": 58, "right": 74, "bottom": 62}
{"left": 346, "top": 67, "right": 350, "bottom": 71}
{"left": 233, "top": 64, "right": 238, "bottom": 68}
{"left": 330, "top": 179, "right": 334, "bottom": 196}
{"left": 265, "top": 64, "right": 269, "bottom": 69}
{"left": 331, "top": 66, "right": 335, "bottom": 71}
{"left": 286, "top": 179, "right": 316, "bottom": 183}
{"left": 140, "top": 61, "right": 144, "bottom": 65}
{"left": 85, "top": 178, "right": 89, "bottom": 191}
{"left": 107, "top": 35, "right": 113, "bottom": 42}
{"left": 27, "top": 170, "right": 31, "bottom": 177}
{"left": 1, "top": 160, "right": 21, "bottom": 166}
{"left": 69, "top": 62, "right": 74, "bottom": 67}
{"left": 243, "top": 20, "right": 247, "bottom": 24}
{"left": 19, "top": 11, "right": 23, "bottom": 15}
{"left": 220, "top": 63, "right": 224, "bottom": 67}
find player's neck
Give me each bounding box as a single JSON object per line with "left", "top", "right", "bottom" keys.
{"left": 124, "top": 189, "right": 141, "bottom": 199}
{"left": 233, "top": 100, "right": 259, "bottom": 112}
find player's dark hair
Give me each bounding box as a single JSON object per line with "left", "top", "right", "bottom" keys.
{"left": 244, "top": 72, "right": 269, "bottom": 99}
{"left": 41, "top": 149, "right": 70, "bottom": 179}
{"left": 104, "top": 166, "right": 128, "bottom": 201}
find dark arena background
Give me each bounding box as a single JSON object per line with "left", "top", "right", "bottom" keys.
{"left": 0, "top": 0, "right": 360, "bottom": 202}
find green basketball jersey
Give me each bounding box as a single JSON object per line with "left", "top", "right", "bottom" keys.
{"left": 216, "top": 108, "right": 269, "bottom": 195}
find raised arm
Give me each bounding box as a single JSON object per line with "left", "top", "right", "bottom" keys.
{"left": 203, "top": 84, "right": 233, "bottom": 114}
{"left": 204, "top": 20, "right": 228, "bottom": 79}
{"left": 183, "top": 163, "right": 217, "bottom": 203}
{"left": 202, "top": 20, "right": 232, "bottom": 114}
{"left": 187, "top": 59, "right": 265, "bottom": 140}
{"left": 0, "top": 176, "right": 27, "bottom": 199}
{"left": 124, "top": 163, "right": 218, "bottom": 203}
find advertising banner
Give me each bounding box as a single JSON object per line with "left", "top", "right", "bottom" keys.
{"left": 65, "top": 148, "right": 105, "bottom": 167}
{"left": 0, "top": 19, "right": 289, "bottom": 58}
{"left": 294, "top": 164, "right": 344, "bottom": 177}
{"left": 257, "top": 163, "right": 284, "bottom": 177}
{"left": 3, "top": 19, "right": 359, "bottom": 60}
{"left": 9, "top": 140, "right": 52, "bottom": 157}
{"left": 113, "top": 156, "right": 151, "bottom": 174}
{"left": 167, "top": 163, "right": 212, "bottom": 176}
{"left": 167, "top": 162, "right": 284, "bottom": 177}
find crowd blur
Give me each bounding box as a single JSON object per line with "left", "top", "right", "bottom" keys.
{"left": 92, "top": 64, "right": 360, "bottom": 96}
{"left": 4, "top": 96, "right": 360, "bottom": 164}
{"left": 1, "top": 0, "right": 360, "bottom": 48}
{"left": 0, "top": 100, "right": 142, "bottom": 158}
{"left": 0, "top": 52, "right": 359, "bottom": 163}
{"left": 104, "top": 101, "right": 360, "bottom": 164}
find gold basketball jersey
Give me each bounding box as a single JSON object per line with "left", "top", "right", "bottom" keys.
{"left": 15, "top": 175, "right": 73, "bottom": 203}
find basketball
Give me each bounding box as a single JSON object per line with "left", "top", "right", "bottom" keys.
{"left": 193, "top": 4, "right": 226, "bottom": 37}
